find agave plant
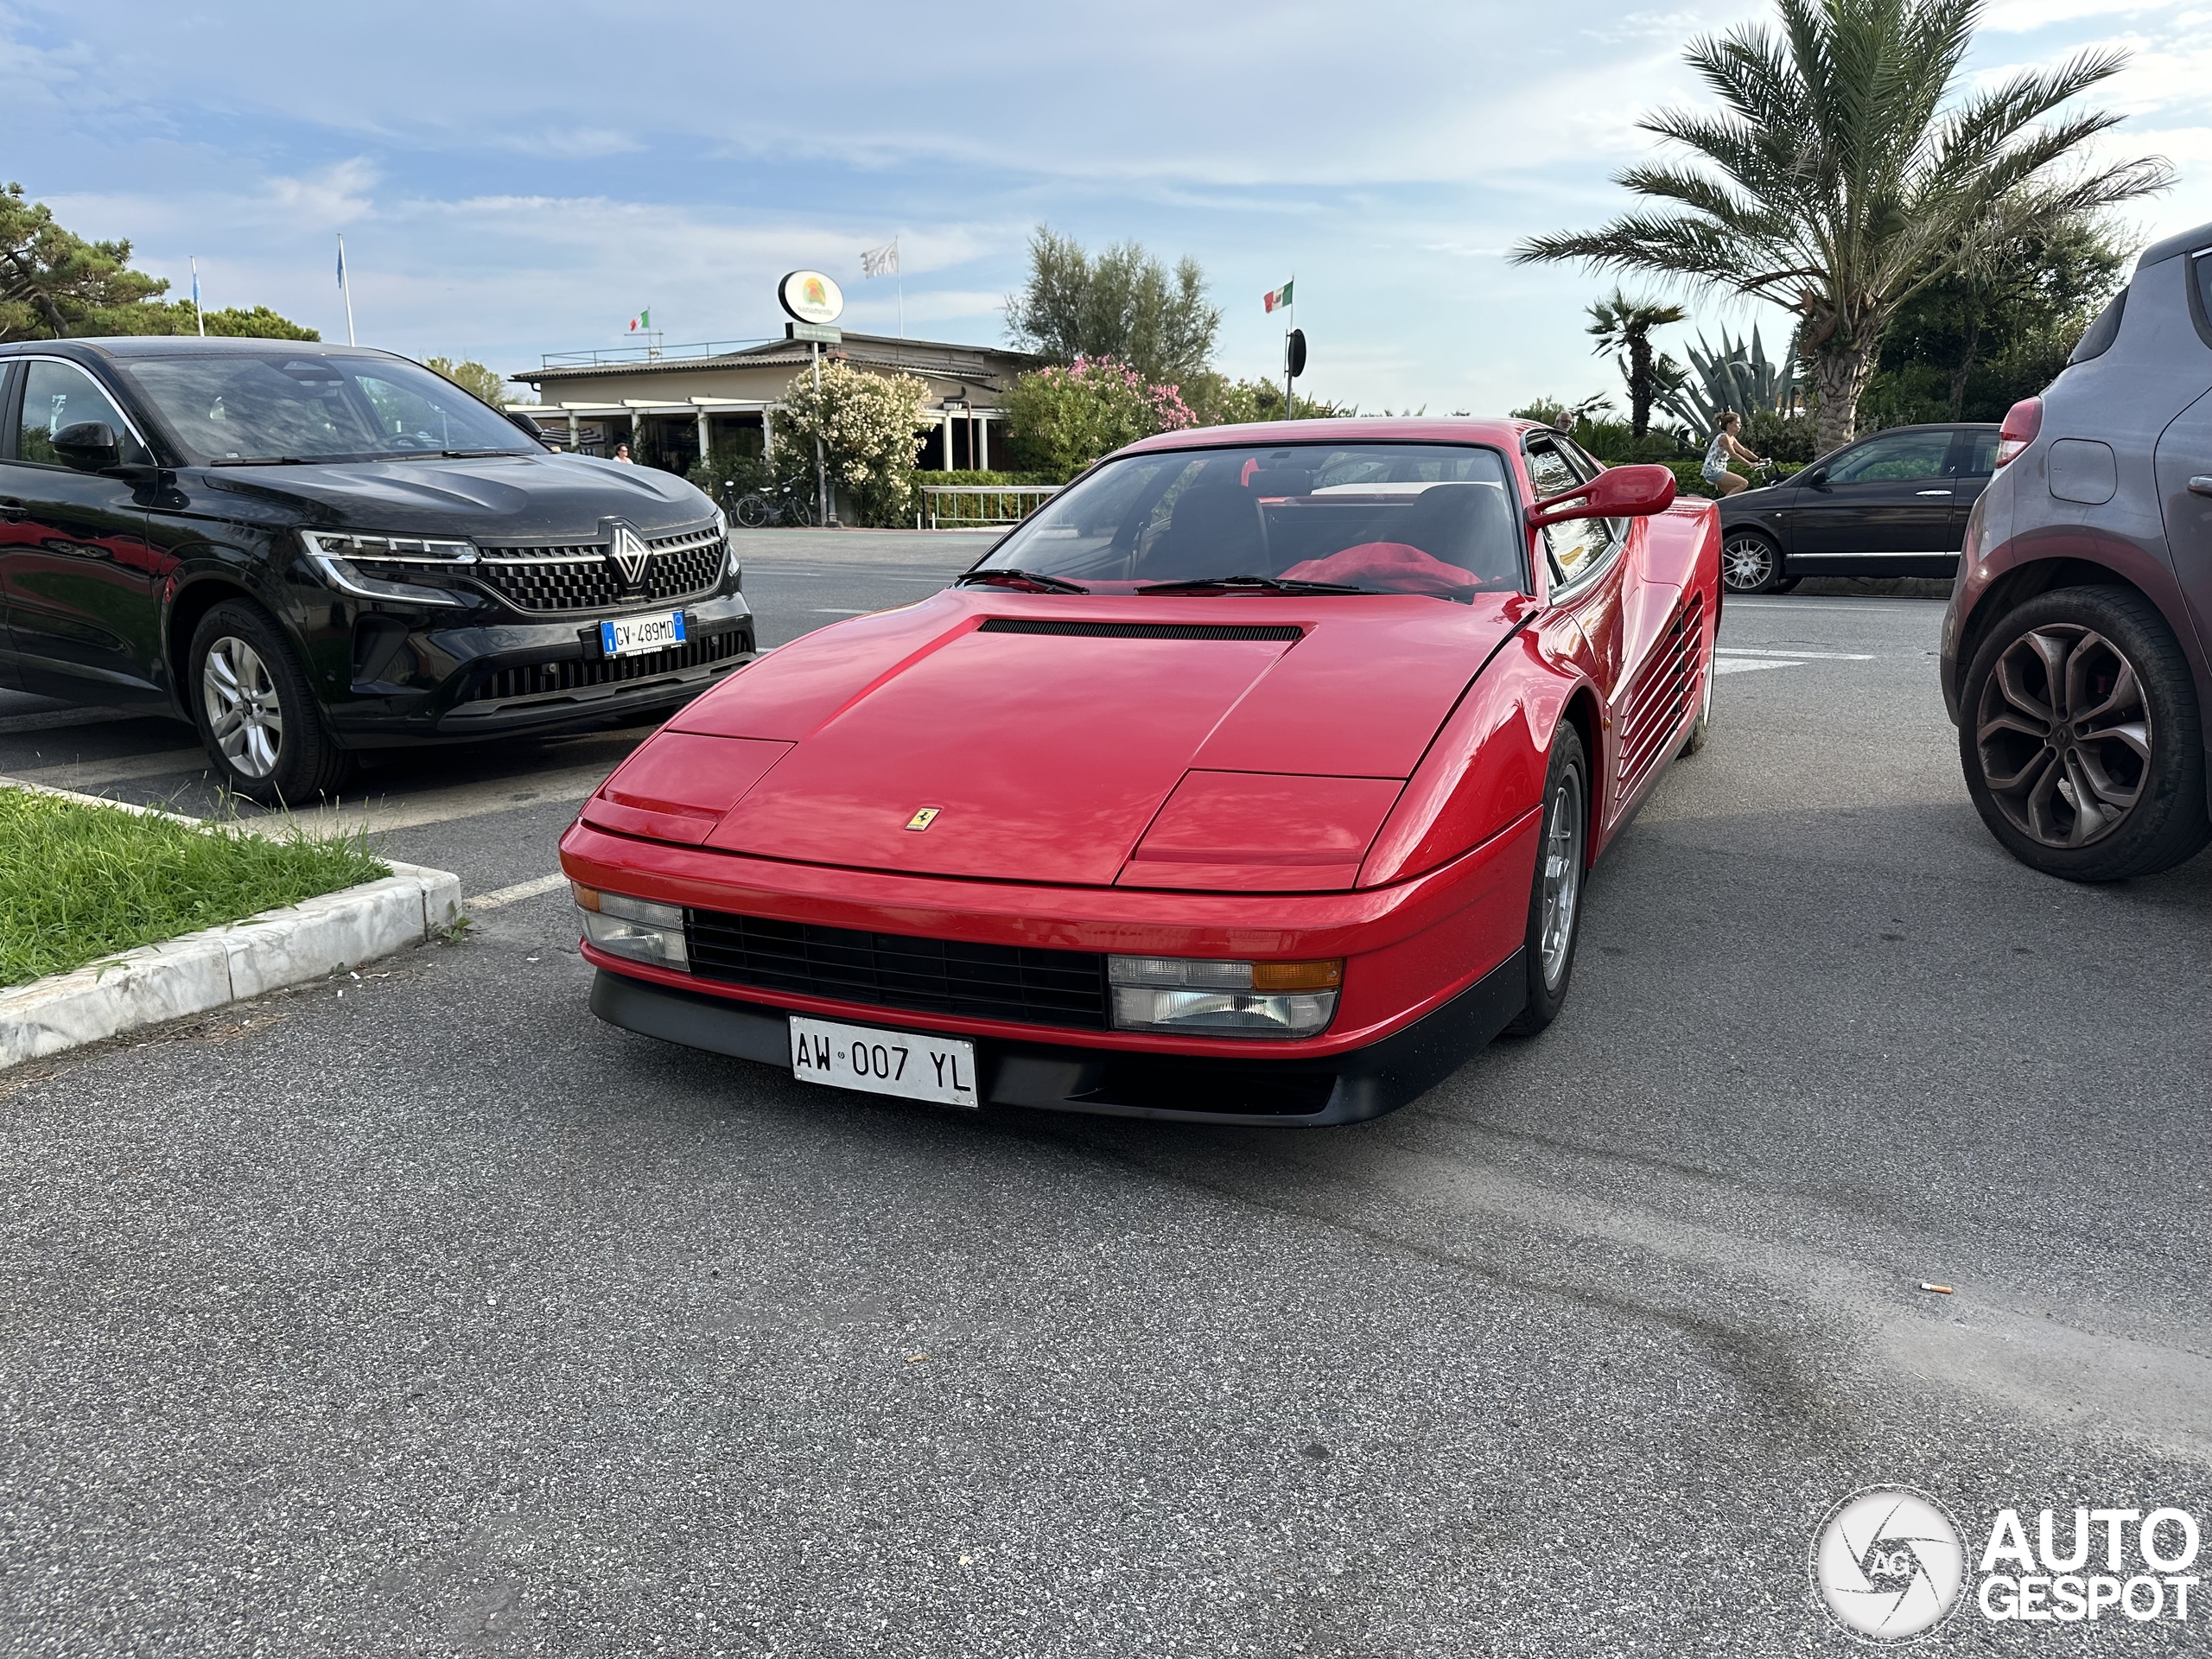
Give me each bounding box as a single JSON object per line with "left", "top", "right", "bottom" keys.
{"left": 1655, "top": 325, "right": 1797, "bottom": 432}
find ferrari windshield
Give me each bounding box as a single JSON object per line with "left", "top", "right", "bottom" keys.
{"left": 972, "top": 442, "right": 1524, "bottom": 600}
{"left": 117, "top": 352, "right": 537, "bottom": 464}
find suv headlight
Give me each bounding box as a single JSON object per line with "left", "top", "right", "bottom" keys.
{"left": 301, "top": 529, "right": 479, "bottom": 608}
{"left": 715, "top": 507, "right": 741, "bottom": 585}
{"left": 1108, "top": 956, "right": 1340, "bottom": 1039}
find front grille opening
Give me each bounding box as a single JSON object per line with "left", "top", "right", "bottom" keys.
{"left": 472, "top": 530, "right": 728, "bottom": 614}
{"left": 976, "top": 618, "right": 1303, "bottom": 641}
{"left": 465, "top": 628, "right": 751, "bottom": 703}
{"left": 686, "top": 911, "right": 1109, "bottom": 1030}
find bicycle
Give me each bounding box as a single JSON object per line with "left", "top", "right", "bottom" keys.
{"left": 730, "top": 479, "right": 817, "bottom": 529}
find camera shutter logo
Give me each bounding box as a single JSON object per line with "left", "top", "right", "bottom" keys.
{"left": 604, "top": 521, "right": 653, "bottom": 588}
{"left": 1810, "top": 1485, "right": 1967, "bottom": 1643}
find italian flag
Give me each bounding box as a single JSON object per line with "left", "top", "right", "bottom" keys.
{"left": 1262, "top": 281, "right": 1293, "bottom": 313}
{"left": 627, "top": 308, "right": 652, "bottom": 332}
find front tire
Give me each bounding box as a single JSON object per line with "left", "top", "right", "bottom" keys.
{"left": 189, "top": 600, "right": 354, "bottom": 805}
{"left": 1721, "top": 530, "right": 1785, "bottom": 594}
{"left": 1503, "top": 726, "right": 1590, "bottom": 1037}
{"left": 1959, "top": 586, "right": 2209, "bottom": 881}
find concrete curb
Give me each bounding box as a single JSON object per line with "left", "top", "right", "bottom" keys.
{"left": 0, "top": 780, "right": 461, "bottom": 1070}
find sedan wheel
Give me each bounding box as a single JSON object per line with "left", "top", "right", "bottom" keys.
{"left": 201, "top": 636, "right": 284, "bottom": 779}
{"left": 1960, "top": 587, "right": 2209, "bottom": 881}
{"left": 1720, "top": 531, "right": 1783, "bottom": 594}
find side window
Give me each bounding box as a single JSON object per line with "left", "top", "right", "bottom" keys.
{"left": 16, "top": 360, "right": 147, "bottom": 467}
{"left": 1825, "top": 429, "right": 1952, "bottom": 485}
{"left": 1525, "top": 441, "right": 1609, "bottom": 583}
{"left": 1952, "top": 429, "right": 1999, "bottom": 478}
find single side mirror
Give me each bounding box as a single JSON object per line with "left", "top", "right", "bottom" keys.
{"left": 52, "top": 421, "right": 120, "bottom": 474}
{"left": 1526, "top": 462, "right": 1676, "bottom": 529}
{"left": 1801, "top": 467, "right": 1828, "bottom": 490}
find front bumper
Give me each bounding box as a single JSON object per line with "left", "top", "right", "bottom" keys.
{"left": 559, "top": 805, "right": 1541, "bottom": 1122}
{"left": 325, "top": 594, "right": 756, "bottom": 748}
{"left": 588, "top": 952, "right": 1527, "bottom": 1125}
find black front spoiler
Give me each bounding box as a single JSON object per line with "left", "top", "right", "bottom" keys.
{"left": 587, "top": 951, "right": 1529, "bottom": 1127}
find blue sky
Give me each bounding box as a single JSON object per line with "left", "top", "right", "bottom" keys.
{"left": 10, "top": 0, "right": 2210, "bottom": 412}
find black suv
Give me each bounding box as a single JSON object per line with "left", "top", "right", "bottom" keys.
{"left": 0, "top": 339, "right": 754, "bottom": 800}
{"left": 1716, "top": 421, "right": 1999, "bottom": 593}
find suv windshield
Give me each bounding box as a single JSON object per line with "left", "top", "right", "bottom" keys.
{"left": 973, "top": 442, "right": 1524, "bottom": 600}
{"left": 116, "top": 353, "right": 537, "bottom": 464}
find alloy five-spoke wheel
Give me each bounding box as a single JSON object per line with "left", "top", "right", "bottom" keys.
{"left": 1959, "top": 586, "right": 2209, "bottom": 882}
{"left": 1721, "top": 531, "right": 1783, "bottom": 594}
{"left": 201, "top": 635, "right": 285, "bottom": 780}
{"left": 1536, "top": 763, "right": 1585, "bottom": 991}
{"left": 1973, "top": 623, "right": 2147, "bottom": 849}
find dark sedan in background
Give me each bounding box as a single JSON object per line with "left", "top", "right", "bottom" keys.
{"left": 1717, "top": 422, "right": 1999, "bottom": 593}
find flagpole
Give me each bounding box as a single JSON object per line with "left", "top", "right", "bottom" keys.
{"left": 337, "top": 234, "right": 356, "bottom": 346}
{"left": 1283, "top": 273, "right": 1295, "bottom": 420}
{"left": 896, "top": 238, "right": 903, "bottom": 340}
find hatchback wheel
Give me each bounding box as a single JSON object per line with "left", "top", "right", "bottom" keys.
{"left": 1721, "top": 531, "right": 1784, "bottom": 594}
{"left": 189, "top": 600, "right": 354, "bottom": 804}
{"left": 1960, "top": 586, "right": 2209, "bottom": 881}
{"left": 1504, "top": 725, "right": 1589, "bottom": 1036}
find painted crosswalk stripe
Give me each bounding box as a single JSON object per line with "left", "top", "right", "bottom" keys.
{"left": 1716, "top": 647, "right": 1875, "bottom": 661}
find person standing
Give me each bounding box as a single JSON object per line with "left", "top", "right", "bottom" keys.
{"left": 612, "top": 442, "right": 635, "bottom": 465}
{"left": 1701, "top": 410, "right": 1765, "bottom": 496}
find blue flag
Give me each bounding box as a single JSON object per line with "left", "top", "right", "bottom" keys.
{"left": 336, "top": 238, "right": 346, "bottom": 288}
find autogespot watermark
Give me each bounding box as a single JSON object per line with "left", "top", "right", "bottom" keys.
{"left": 1810, "top": 1485, "right": 2204, "bottom": 1643}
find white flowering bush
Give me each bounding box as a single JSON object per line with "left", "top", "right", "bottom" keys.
{"left": 773, "top": 361, "right": 932, "bottom": 525}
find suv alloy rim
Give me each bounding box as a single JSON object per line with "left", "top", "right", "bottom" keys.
{"left": 1539, "top": 765, "right": 1585, "bottom": 988}
{"left": 1721, "top": 533, "right": 1775, "bottom": 591}
{"left": 202, "top": 635, "right": 284, "bottom": 780}
{"left": 1974, "top": 623, "right": 2152, "bottom": 849}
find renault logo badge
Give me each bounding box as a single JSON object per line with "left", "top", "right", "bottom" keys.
{"left": 905, "top": 807, "right": 940, "bottom": 831}
{"left": 604, "top": 520, "right": 652, "bottom": 587}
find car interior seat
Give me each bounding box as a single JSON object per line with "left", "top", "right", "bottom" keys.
{"left": 1138, "top": 481, "right": 1268, "bottom": 578}
{"left": 1394, "top": 483, "right": 1522, "bottom": 586}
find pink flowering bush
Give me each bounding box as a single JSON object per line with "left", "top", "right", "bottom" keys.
{"left": 1005, "top": 355, "right": 1197, "bottom": 480}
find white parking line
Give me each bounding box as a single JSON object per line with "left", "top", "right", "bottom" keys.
{"left": 1713, "top": 658, "right": 1802, "bottom": 676}
{"left": 1715, "top": 647, "right": 1876, "bottom": 661}
{"left": 470, "top": 872, "right": 570, "bottom": 910}
{"left": 15, "top": 748, "right": 210, "bottom": 787}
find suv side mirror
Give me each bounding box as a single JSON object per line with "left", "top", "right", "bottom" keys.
{"left": 52, "top": 421, "right": 120, "bottom": 474}
{"left": 1527, "top": 462, "right": 1676, "bottom": 528}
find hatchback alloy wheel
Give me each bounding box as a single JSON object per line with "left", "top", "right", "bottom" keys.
{"left": 1974, "top": 622, "right": 2152, "bottom": 849}
{"left": 201, "top": 635, "right": 284, "bottom": 780}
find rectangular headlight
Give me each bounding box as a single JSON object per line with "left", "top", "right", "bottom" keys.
{"left": 1106, "top": 956, "right": 1340, "bottom": 1039}
{"left": 573, "top": 884, "right": 688, "bottom": 970}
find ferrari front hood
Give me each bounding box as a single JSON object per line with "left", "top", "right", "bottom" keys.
{"left": 666, "top": 589, "right": 1529, "bottom": 885}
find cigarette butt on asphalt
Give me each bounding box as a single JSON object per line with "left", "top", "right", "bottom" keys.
{"left": 1918, "top": 1282, "right": 1955, "bottom": 1295}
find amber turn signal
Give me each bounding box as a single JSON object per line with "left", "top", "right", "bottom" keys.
{"left": 571, "top": 881, "right": 601, "bottom": 912}
{"left": 1251, "top": 959, "right": 1344, "bottom": 992}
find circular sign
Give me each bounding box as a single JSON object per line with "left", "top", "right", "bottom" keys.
{"left": 778, "top": 270, "right": 844, "bottom": 325}
{"left": 1809, "top": 1485, "right": 1967, "bottom": 1644}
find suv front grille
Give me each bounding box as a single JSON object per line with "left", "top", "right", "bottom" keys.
{"left": 464, "top": 626, "right": 751, "bottom": 702}
{"left": 471, "top": 524, "right": 728, "bottom": 614}
{"left": 685, "top": 911, "right": 1109, "bottom": 1030}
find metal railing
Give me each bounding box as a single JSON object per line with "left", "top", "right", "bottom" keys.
{"left": 540, "top": 339, "right": 774, "bottom": 369}
{"left": 919, "top": 484, "right": 1061, "bottom": 530}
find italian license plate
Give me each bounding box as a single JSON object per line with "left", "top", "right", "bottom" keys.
{"left": 600, "top": 609, "right": 687, "bottom": 658}
{"left": 788, "top": 1015, "right": 979, "bottom": 1109}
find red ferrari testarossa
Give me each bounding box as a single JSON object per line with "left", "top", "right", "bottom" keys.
{"left": 559, "top": 419, "right": 1719, "bottom": 1124}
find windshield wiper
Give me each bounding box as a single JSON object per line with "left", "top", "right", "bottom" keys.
{"left": 955, "top": 569, "right": 1091, "bottom": 594}
{"left": 433, "top": 448, "right": 521, "bottom": 459}
{"left": 1135, "top": 574, "right": 1369, "bottom": 595}
{"left": 207, "top": 456, "right": 315, "bottom": 467}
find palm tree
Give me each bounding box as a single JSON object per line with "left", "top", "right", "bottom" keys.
{"left": 1514, "top": 0, "right": 2168, "bottom": 453}
{"left": 1586, "top": 291, "right": 1687, "bottom": 437}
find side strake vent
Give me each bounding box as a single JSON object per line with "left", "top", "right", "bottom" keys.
{"left": 1617, "top": 590, "right": 1706, "bottom": 796}
{"left": 977, "top": 618, "right": 1303, "bottom": 642}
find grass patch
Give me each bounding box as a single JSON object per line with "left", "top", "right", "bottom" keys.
{"left": 0, "top": 789, "right": 390, "bottom": 988}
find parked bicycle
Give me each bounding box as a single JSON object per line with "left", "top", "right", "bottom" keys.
{"left": 728, "top": 478, "right": 817, "bottom": 529}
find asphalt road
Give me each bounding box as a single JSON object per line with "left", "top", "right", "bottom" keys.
{"left": 3, "top": 531, "right": 2209, "bottom": 1656}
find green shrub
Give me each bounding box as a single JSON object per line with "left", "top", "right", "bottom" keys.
{"left": 910, "top": 468, "right": 1062, "bottom": 489}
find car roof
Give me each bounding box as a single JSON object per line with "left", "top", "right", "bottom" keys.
{"left": 1115, "top": 416, "right": 1541, "bottom": 458}
{"left": 2135, "top": 218, "right": 2212, "bottom": 270}
{"left": 0, "top": 337, "right": 394, "bottom": 360}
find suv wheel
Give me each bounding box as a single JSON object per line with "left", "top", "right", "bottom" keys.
{"left": 1721, "top": 530, "right": 1784, "bottom": 594}
{"left": 1960, "top": 586, "right": 2209, "bottom": 881}
{"left": 189, "top": 600, "right": 354, "bottom": 805}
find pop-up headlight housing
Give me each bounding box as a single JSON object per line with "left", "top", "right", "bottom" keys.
{"left": 1108, "top": 956, "right": 1341, "bottom": 1039}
